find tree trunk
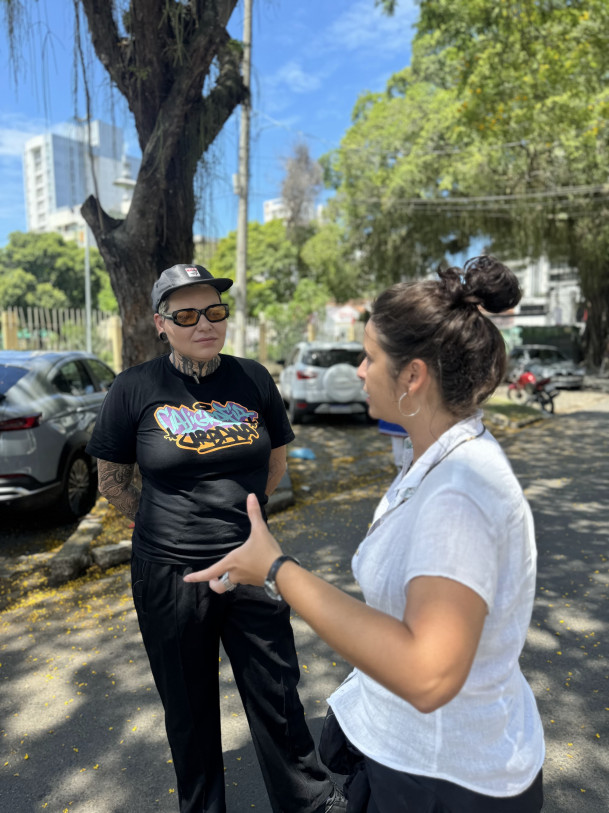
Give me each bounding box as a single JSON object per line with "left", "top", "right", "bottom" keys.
{"left": 78, "top": 0, "right": 246, "bottom": 369}
{"left": 581, "top": 291, "right": 609, "bottom": 371}
{"left": 573, "top": 214, "right": 609, "bottom": 372}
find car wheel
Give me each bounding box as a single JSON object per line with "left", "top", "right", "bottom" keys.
{"left": 288, "top": 398, "right": 304, "bottom": 425}
{"left": 56, "top": 451, "right": 98, "bottom": 521}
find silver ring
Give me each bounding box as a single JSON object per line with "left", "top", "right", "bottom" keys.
{"left": 220, "top": 571, "right": 236, "bottom": 592}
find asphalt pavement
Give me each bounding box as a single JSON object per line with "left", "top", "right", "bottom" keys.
{"left": 500, "top": 406, "right": 609, "bottom": 813}
{"left": 1, "top": 400, "right": 609, "bottom": 812}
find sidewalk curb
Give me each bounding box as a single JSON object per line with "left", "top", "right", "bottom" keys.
{"left": 48, "top": 518, "right": 102, "bottom": 585}
{"left": 266, "top": 470, "right": 295, "bottom": 514}
{"left": 484, "top": 410, "right": 549, "bottom": 431}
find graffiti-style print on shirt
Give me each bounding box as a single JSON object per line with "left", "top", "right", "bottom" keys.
{"left": 154, "top": 400, "right": 259, "bottom": 455}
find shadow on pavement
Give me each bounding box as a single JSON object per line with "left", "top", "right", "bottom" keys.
{"left": 2, "top": 409, "right": 608, "bottom": 812}
{"left": 503, "top": 411, "right": 608, "bottom": 813}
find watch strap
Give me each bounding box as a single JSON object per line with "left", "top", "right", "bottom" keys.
{"left": 264, "top": 555, "right": 301, "bottom": 601}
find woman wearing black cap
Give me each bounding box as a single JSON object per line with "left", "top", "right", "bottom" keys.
{"left": 86, "top": 264, "right": 344, "bottom": 813}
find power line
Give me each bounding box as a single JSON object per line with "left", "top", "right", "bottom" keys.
{"left": 407, "top": 184, "right": 609, "bottom": 204}
{"left": 333, "top": 184, "right": 609, "bottom": 208}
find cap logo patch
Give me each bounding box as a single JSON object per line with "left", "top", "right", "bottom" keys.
{"left": 185, "top": 266, "right": 201, "bottom": 278}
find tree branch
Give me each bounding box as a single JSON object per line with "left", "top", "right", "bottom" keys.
{"left": 196, "top": 37, "right": 247, "bottom": 150}
{"left": 81, "top": 195, "right": 123, "bottom": 245}
{"left": 78, "top": 0, "right": 128, "bottom": 95}
{"left": 128, "top": 27, "right": 243, "bottom": 216}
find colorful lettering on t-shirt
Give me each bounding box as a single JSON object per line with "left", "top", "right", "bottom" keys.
{"left": 154, "top": 400, "right": 260, "bottom": 455}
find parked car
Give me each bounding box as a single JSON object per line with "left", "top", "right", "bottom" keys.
{"left": 506, "top": 344, "right": 585, "bottom": 389}
{"left": 278, "top": 340, "right": 368, "bottom": 423}
{"left": 0, "top": 350, "right": 116, "bottom": 520}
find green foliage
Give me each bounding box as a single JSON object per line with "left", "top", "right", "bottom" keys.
{"left": 96, "top": 272, "right": 119, "bottom": 313}
{"left": 323, "top": 0, "right": 609, "bottom": 365}
{"left": 300, "top": 221, "right": 361, "bottom": 301}
{"left": 0, "top": 268, "right": 37, "bottom": 309}
{"left": 0, "top": 231, "right": 116, "bottom": 312}
{"left": 28, "top": 281, "right": 71, "bottom": 309}
{"left": 208, "top": 220, "right": 300, "bottom": 316}
{"left": 206, "top": 214, "right": 363, "bottom": 325}
{"left": 264, "top": 278, "right": 331, "bottom": 359}
{"left": 0, "top": 267, "right": 72, "bottom": 310}
{"left": 193, "top": 238, "right": 220, "bottom": 268}
{"left": 375, "top": 0, "right": 398, "bottom": 13}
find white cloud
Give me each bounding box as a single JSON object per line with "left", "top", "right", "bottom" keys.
{"left": 258, "top": 3, "right": 416, "bottom": 116}
{"left": 0, "top": 113, "right": 48, "bottom": 156}
{"left": 265, "top": 59, "right": 325, "bottom": 100}
{"left": 0, "top": 129, "right": 31, "bottom": 157}
{"left": 319, "top": 0, "right": 418, "bottom": 56}
{"left": 280, "top": 60, "right": 324, "bottom": 94}
{"left": 259, "top": 58, "right": 331, "bottom": 116}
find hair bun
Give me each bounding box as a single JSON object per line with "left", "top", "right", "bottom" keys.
{"left": 461, "top": 255, "right": 521, "bottom": 314}
{"left": 438, "top": 267, "right": 469, "bottom": 307}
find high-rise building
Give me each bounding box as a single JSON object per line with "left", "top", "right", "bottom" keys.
{"left": 22, "top": 119, "right": 139, "bottom": 246}
{"left": 263, "top": 196, "right": 322, "bottom": 225}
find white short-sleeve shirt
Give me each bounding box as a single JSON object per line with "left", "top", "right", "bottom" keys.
{"left": 328, "top": 413, "right": 545, "bottom": 797}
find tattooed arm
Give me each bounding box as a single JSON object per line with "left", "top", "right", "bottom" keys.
{"left": 97, "top": 459, "right": 141, "bottom": 522}
{"left": 266, "top": 445, "right": 287, "bottom": 496}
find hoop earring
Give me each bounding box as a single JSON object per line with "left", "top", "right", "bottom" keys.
{"left": 159, "top": 332, "right": 168, "bottom": 342}
{"left": 398, "top": 392, "right": 420, "bottom": 418}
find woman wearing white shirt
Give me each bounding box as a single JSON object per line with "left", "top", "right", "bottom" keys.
{"left": 185, "top": 256, "right": 545, "bottom": 812}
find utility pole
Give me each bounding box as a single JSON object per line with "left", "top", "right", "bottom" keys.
{"left": 84, "top": 226, "right": 92, "bottom": 353}
{"left": 234, "top": 0, "right": 252, "bottom": 358}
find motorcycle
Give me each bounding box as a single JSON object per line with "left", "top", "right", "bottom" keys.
{"left": 507, "top": 365, "right": 559, "bottom": 413}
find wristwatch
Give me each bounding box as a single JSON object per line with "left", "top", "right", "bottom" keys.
{"left": 264, "top": 555, "right": 301, "bottom": 601}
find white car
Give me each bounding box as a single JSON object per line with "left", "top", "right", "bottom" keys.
{"left": 278, "top": 341, "right": 369, "bottom": 424}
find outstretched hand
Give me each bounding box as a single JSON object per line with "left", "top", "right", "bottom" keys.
{"left": 183, "top": 493, "right": 283, "bottom": 593}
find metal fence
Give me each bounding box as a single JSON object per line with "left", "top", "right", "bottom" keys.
{"left": 0, "top": 306, "right": 117, "bottom": 367}
{"left": 0, "top": 305, "right": 360, "bottom": 369}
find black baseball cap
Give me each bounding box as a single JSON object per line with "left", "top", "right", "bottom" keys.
{"left": 151, "top": 264, "right": 233, "bottom": 313}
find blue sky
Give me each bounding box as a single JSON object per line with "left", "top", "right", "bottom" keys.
{"left": 0, "top": 0, "right": 418, "bottom": 248}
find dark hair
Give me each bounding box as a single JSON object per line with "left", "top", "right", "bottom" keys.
{"left": 370, "top": 255, "right": 521, "bottom": 418}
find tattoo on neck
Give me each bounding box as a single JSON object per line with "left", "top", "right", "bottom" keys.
{"left": 170, "top": 351, "right": 221, "bottom": 380}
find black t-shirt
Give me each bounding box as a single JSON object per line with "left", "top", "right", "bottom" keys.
{"left": 86, "top": 354, "right": 294, "bottom": 566}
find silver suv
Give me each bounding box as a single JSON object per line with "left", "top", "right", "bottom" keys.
{"left": 0, "top": 350, "right": 116, "bottom": 520}
{"left": 278, "top": 341, "right": 368, "bottom": 424}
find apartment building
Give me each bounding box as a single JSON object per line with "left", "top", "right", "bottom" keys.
{"left": 22, "top": 119, "right": 139, "bottom": 246}
{"left": 488, "top": 255, "right": 582, "bottom": 332}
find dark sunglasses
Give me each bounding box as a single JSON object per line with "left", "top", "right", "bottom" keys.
{"left": 165, "top": 303, "right": 230, "bottom": 327}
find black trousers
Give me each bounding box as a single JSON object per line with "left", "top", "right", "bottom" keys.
{"left": 131, "top": 554, "right": 333, "bottom": 813}
{"left": 319, "top": 709, "right": 543, "bottom": 813}
{"left": 360, "top": 758, "right": 543, "bottom": 813}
